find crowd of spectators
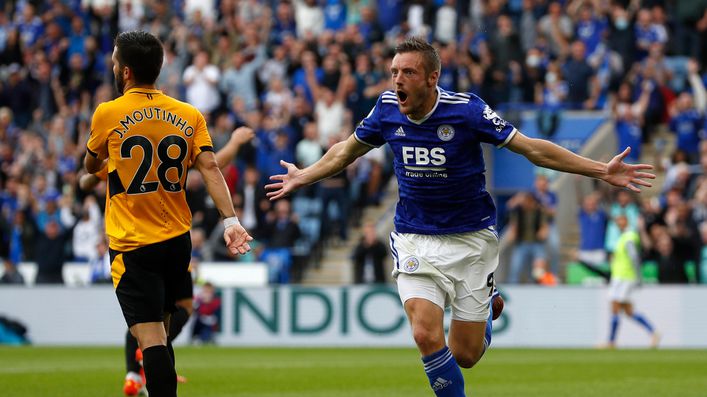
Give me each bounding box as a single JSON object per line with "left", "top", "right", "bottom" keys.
{"left": 0, "top": 0, "right": 707, "bottom": 285}
{"left": 508, "top": 156, "right": 707, "bottom": 285}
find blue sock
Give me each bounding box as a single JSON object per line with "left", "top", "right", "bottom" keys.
{"left": 632, "top": 313, "right": 654, "bottom": 333}
{"left": 609, "top": 315, "right": 620, "bottom": 343}
{"left": 422, "top": 346, "right": 466, "bottom": 397}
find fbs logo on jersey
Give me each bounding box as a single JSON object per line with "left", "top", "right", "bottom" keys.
{"left": 403, "top": 257, "right": 420, "bottom": 272}
{"left": 437, "top": 125, "right": 455, "bottom": 141}
{"left": 482, "top": 105, "right": 507, "bottom": 133}
{"left": 401, "top": 146, "right": 446, "bottom": 165}
{"left": 395, "top": 126, "right": 406, "bottom": 136}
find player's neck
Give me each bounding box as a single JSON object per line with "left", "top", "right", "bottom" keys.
{"left": 123, "top": 81, "right": 157, "bottom": 92}
{"left": 408, "top": 86, "right": 439, "bottom": 121}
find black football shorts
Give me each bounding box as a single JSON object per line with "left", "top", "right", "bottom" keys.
{"left": 110, "top": 231, "right": 193, "bottom": 327}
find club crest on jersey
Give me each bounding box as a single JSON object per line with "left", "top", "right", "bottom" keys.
{"left": 403, "top": 257, "right": 420, "bottom": 272}
{"left": 482, "top": 105, "right": 507, "bottom": 132}
{"left": 437, "top": 125, "right": 455, "bottom": 141}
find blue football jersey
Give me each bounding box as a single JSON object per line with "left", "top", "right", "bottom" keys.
{"left": 669, "top": 110, "right": 702, "bottom": 155}
{"left": 354, "top": 87, "right": 516, "bottom": 235}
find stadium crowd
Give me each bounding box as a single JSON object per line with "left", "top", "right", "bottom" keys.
{"left": 0, "top": 0, "right": 706, "bottom": 285}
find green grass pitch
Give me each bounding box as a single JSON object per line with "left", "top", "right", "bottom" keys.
{"left": 1, "top": 346, "right": 706, "bottom": 396}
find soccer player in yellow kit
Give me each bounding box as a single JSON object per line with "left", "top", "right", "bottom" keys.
{"left": 84, "top": 31, "right": 252, "bottom": 397}
{"left": 81, "top": 126, "right": 254, "bottom": 396}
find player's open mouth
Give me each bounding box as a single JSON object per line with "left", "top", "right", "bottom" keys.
{"left": 397, "top": 90, "right": 408, "bottom": 104}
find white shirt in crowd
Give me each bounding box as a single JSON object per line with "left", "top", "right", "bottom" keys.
{"left": 183, "top": 64, "right": 221, "bottom": 115}
{"left": 296, "top": 138, "right": 324, "bottom": 168}
{"left": 315, "top": 100, "right": 345, "bottom": 147}
{"left": 434, "top": 3, "right": 457, "bottom": 44}
{"left": 294, "top": 0, "right": 324, "bottom": 38}
{"left": 72, "top": 201, "right": 102, "bottom": 261}
{"left": 185, "top": 0, "right": 216, "bottom": 22}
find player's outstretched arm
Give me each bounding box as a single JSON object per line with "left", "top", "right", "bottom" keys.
{"left": 195, "top": 150, "right": 253, "bottom": 255}
{"left": 506, "top": 130, "right": 655, "bottom": 192}
{"left": 214, "top": 126, "right": 255, "bottom": 171}
{"left": 265, "top": 134, "right": 371, "bottom": 200}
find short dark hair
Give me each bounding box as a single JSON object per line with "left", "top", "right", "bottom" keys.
{"left": 394, "top": 37, "right": 440, "bottom": 75}
{"left": 115, "top": 31, "right": 164, "bottom": 85}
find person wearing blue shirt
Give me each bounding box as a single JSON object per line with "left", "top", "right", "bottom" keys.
{"left": 669, "top": 59, "right": 707, "bottom": 164}
{"left": 613, "top": 81, "right": 651, "bottom": 164}
{"left": 633, "top": 8, "right": 667, "bottom": 61}
{"left": 575, "top": 3, "right": 607, "bottom": 57}
{"left": 437, "top": 46, "right": 459, "bottom": 92}
{"left": 266, "top": 37, "right": 655, "bottom": 397}
{"left": 65, "top": 15, "right": 87, "bottom": 64}
{"left": 291, "top": 51, "right": 324, "bottom": 106}
{"left": 16, "top": 3, "right": 44, "bottom": 48}
{"left": 579, "top": 196, "right": 607, "bottom": 253}
{"left": 377, "top": 0, "right": 404, "bottom": 33}
{"left": 575, "top": 189, "right": 609, "bottom": 280}
{"left": 323, "top": 0, "right": 347, "bottom": 31}
{"left": 562, "top": 41, "right": 598, "bottom": 109}
{"left": 270, "top": 3, "right": 297, "bottom": 45}
{"left": 670, "top": 104, "right": 703, "bottom": 162}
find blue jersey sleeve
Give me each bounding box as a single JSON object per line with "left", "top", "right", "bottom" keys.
{"left": 353, "top": 97, "right": 386, "bottom": 148}
{"left": 468, "top": 95, "right": 516, "bottom": 147}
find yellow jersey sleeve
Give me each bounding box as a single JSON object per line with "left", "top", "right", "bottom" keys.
{"left": 188, "top": 110, "right": 214, "bottom": 168}
{"left": 86, "top": 103, "right": 110, "bottom": 159}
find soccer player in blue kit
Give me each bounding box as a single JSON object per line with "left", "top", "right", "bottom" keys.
{"left": 266, "top": 37, "right": 655, "bottom": 396}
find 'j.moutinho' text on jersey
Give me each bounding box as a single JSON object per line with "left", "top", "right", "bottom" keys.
{"left": 86, "top": 88, "right": 213, "bottom": 251}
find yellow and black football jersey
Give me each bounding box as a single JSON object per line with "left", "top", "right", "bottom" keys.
{"left": 86, "top": 87, "right": 213, "bottom": 251}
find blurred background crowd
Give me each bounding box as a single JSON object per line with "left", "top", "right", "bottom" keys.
{"left": 0, "top": 0, "right": 706, "bottom": 286}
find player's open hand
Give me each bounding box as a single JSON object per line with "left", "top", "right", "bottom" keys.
{"left": 603, "top": 147, "right": 655, "bottom": 192}
{"left": 265, "top": 160, "right": 302, "bottom": 201}
{"left": 224, "top": 224, "right": 254, "bottom": 256}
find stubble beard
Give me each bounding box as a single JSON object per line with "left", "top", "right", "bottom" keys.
{"left": 114, "top": 72, "right": 125, "bottom": 95}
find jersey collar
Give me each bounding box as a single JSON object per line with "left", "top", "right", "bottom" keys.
{"left": 125, "top": 87, "right": 162, "bottom": 95}
{"left": 406, "top": 86, "right": 440, "bottom": 125}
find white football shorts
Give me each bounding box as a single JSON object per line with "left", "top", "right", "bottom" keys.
{"left": 608, "top": 279, "right": 635, "bottom": 303}
{"left": 390, "top": 227, "right": 499, "bottom": 322}
{"left": 577, "top": 249, "right": 606, "bottom": 266}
